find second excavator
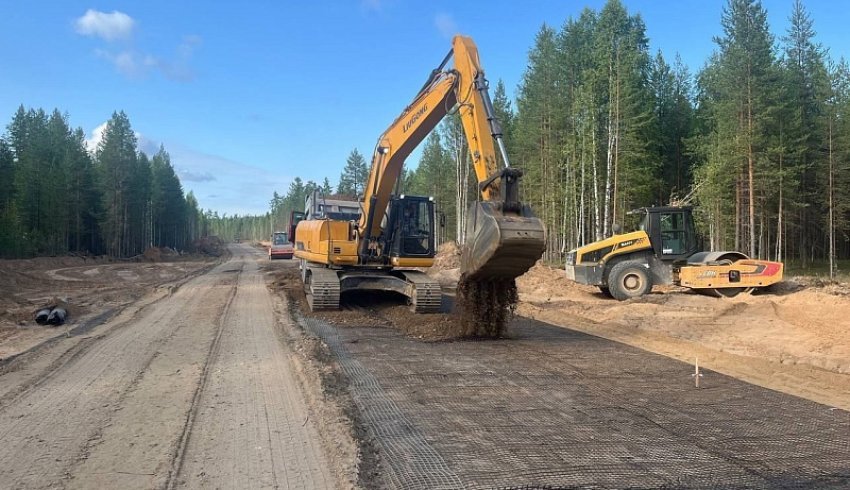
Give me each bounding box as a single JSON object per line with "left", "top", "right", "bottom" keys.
{"left": 293, "top": 35, "right": 546, "bottom": 312}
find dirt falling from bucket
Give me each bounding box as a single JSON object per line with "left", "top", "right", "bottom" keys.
{"left": 456, "top": 274, "right": 518, "bottom": 338}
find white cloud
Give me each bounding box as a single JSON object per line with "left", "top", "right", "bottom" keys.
{"left": 93, "top": 36, "right": 200, "bottom": 82}
{"left": 94, "top": 49, "right": 141, "bottom": 77}
{"left": 94, "top": 49, "right": 149, "bottom": 78}
{"left": 168, "top": 147, "right": 292, "bottom": 215}
{"left": 74, "top": 9, "right": 135, "bottom": 41}
{"left": 434, "top": 13, "right": 458, "bottom": 39}
{"left": 136, "top": 132, "right": 161, "bottom": 156}
{"left": 76, "top": 10, "right": 199, "bottom": 82}
{"left": 178, "top": 169, "right": 216, "bottom": 182}
{"left": 157, "top": 36, "right": 201, "bottom": 82}
{"left": 85, "top": 122, "right": 108, "bottom": 153}
{"left": 85, "top": 122, "right": 159, "bottom": 156}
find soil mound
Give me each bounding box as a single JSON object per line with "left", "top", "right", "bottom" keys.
{"left": 193, "top": 236, "right": 224, "bottom": 257}
{"left": 143, "top": 247, "right": 162, "bottom": 262}
{"left": 432, "top": 242, "right": 460, "bottom": 270}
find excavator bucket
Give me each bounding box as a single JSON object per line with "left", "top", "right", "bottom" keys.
{"left": 461, "top": 201, "right": 546, "bottom": 281}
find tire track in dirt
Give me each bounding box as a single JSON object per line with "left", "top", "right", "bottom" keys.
{"left": 174, "top": 249, "right": 333, "bottom": 489}
{"left": 163, "top": 264, "right": 239, "bottom": 490}
{"left": 65, "top": 260, "right": 241, "bottom": 489}
{"left": 0, "top": 253, "right": 239, "bottom": 488}
{"left": 0, "top": 255, "right": 222, "bottom": 404}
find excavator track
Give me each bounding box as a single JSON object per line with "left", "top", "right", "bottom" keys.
{"left": 306, "top": 266, "right": 341, "bottom": 311}
{"left": 399, "top": 271, "right": 442, "bottom": 313}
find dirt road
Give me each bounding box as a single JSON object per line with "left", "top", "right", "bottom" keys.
{"left": 0, "top": 244, "right": 333, "bottom": 489}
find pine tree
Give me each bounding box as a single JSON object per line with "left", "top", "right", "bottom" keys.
{"left": 694, "top": 0, "right": 777, "bottom": 257}
{"left": 128, "top": 151, "right": 151, "bottom": 253}
{"left": 284, "top": 177, "right": 306, "bottom": 216}
{"left": 0, "top": 138, "right": 16, "bottom": 256}
{"left": 337, "top": 148, "right": 368, "bottom": 198}
{"left": 514, "top": 24, "right": 562, "bottom": 255}
{"left": 96, "top": 111, "right": 139, "bottom": 256}
{"left": 150, "top": 146, "right": 185, "bottom": 250}
{"left": 557, "top": 9, "right": 599, "bottom": 247}
{"left": 671, "top": 54, "right": 695, "bottom": 193}
{"left": 184, "top": 191, "right": 201, "bottom": 246}
{"left": 512, "top": 1, "right": 660, "bottom": 256}
{"left": 593, "top": 0, "right": 656, "bottom": 236}
{"left": 781, "top": 0, "right": 830, "bottom": 264}
{"left": 65, "top": 127, "right": 98, "bottom": 252}
{"left": 833, "top": 59, "right": 850, "bottom": 270}
{"left": 649, "top": 51, "right": 695, "bottom": 202}
{"left": 11, "top": 107, "right": 50, "bottom": 255}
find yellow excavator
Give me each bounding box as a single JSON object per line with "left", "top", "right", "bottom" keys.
{"left": 293, "top": 35, "right": 546, "bottom": 312}
{"left": 565, "top": 206, "right": 783, "bottom": 299}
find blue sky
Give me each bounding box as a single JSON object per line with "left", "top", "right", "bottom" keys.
{"left": 2, "top": 1, "right": 849, "bottom": 215}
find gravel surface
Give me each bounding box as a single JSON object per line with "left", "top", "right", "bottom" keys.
{"left": 0, "top": 244, "right": 338, "bottom": 489}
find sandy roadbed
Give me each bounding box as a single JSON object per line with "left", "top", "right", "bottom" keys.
{"left": 0, "top": 245, "right": 343, "bottom": 489}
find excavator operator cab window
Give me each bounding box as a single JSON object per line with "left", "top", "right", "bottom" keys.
{"left": 387, "top": 197, "right": 435, "bottom": 258}
{"left": 401, "top": 201, "right": 431, "bottom": 255}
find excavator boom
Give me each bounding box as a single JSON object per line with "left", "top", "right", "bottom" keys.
{"left": 358, "top": 35, "right": 545, "bottom": 281}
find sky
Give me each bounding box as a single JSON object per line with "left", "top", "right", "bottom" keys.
{"left": 2, "top": 0, "right": 849, "bottom": 215}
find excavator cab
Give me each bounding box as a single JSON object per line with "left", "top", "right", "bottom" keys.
{"left": 384, "top": 195, "right": 435, "bottom": 259}
{"left": 288, "top": 211, "right": 305, "bottom": 244}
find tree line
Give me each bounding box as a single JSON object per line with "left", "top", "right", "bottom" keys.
{"left": 509, "top": 0, "right": 849, "bottom": 274}
{"left": 0, "top": 107, "right": 205, "bottom": 258}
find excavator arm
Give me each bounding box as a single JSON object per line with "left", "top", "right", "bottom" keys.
{"left": 358, "top": 35, "right": 545, "bottom": 279}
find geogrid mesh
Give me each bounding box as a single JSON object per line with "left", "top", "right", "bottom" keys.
{"left": 305, "top": 318, "right": 464, "bottom": 489}
{"left": 304, "top": 317, "right": 850, "bottom": 489}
